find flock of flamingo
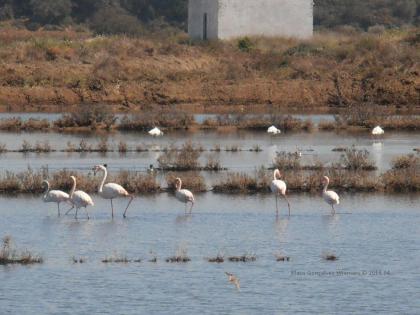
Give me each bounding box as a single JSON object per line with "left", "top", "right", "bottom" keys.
{"left": 43, "top": 164, "right": 339, "bottom": 219}
{"left": 42, "top": 122, "right": 383, "bottom": 219}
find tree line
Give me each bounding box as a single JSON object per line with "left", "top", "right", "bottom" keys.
{"left": 0, "top": 0, "right": 418, "bottom": 34}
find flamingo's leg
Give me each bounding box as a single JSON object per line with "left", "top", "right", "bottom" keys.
{"left": 123, "top": 195, "right": 134, "bottom": 218}
{"left": 57, "top": 203, "right": 61, "bottom": 216}
{"left": 284, "top": 195, "right": 291, "bottom": 216}
{"left": 275, "top": 195, "right": 279, "bottom": 216}
{"left": 65, "top": 205, "right": 74, "bottom": 215}
{"left": 75, "top": 207, "right": 79, "bottom": 219}
{"left": 331, "top": 205, "right": 336, "bottom": 215}
{"left": 111, "top": 199, "right": 114, "bottom": 219}
{"left": 189, "top": 201, "right": 194, "bottom": 214}
{"left": 85, "top": 207, "right": 90, "bottom": 220}
{"left": 184, "top": 203, "right": 188, "bottom": 214}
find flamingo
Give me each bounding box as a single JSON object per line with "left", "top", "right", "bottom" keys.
{"left": 66, "top": 176, "right": 94, "bottom": 219}
{"left": 322, "top": 176, "right": 340, "bottom": 215}
{"left": 267, "top": 125, "right": 281, "bottom": 135}
{"left": 270, "top": 169, "right": 291, "bottom": 216}
{"left": 93, "top": 164, "right": 133, "bottom": 218}
{"left": 174, "top": 177, "right": 195, "bottom": 213}
{"left": 41, "top": 180, "right": 70, "bottom": 216}
{"left": 148, "top": 127, "right": 163, "bottom": 136}
{"left": 225, "top": 272, "right": 240, "bottom": 291}
{"left": 372, "top": 126, "right": 384, "bottom": 136}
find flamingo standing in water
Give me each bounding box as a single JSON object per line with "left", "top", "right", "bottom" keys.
{"left": 93, "top": 164, "right": 133, "bottom": 218}
{"left": 66, "top": 176, "right": 94, "bottom": 219}
{"left": 270, "top": 169, "right": 291, "bottom": 216}
{"left": 372, "top": 126, "right": 384, "bottom": 136}
{"left": 42, "top": 180, "right": 70, "bottom": 216}
{"left": 174, "top": 177, "right": 195, "bottom": 214}
{"left": 322, "top": 176, "right": 340, "bottom": 215}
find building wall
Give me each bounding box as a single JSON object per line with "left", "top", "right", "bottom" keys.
{"left": 188, "top": 0, "right": 219, "bottom": 40}
{"left": 189, "top": 0, "right": 313, "bottom": 40}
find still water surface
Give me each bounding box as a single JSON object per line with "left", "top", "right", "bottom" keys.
{"left": 0, "top": 193, "right": 419, "bottom": 314}
{"left": 0, "top": 129, "right": 418, "bottom": 173}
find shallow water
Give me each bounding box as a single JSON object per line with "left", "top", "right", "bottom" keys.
{"left": 0, "top": 193, "right": 419, "bottom": 314}
{"left": 0, "top": 129, "right": 418, "bottom": 173}
{"left": 0, "top": 112, "right": 335, "bottom": 124}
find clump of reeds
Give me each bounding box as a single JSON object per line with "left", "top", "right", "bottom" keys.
{"left": 340, "top": 147, "right": 376, "bottom": 170}
{"left": 273, "top": 151, "right": 302, "bottom": 170}
{"left": 78, "top": 139, "right": 93, "bottom": 152}
{"left": 166, "top": 247, "right": 191, "bottom": 263}
{"left": 72, "top": 256, "right": 86, "bottom": 263}
{"left": 158, "top": 141, "right": 201, "bottom": 171}
{"left": 112, "top": 171, "right": 160, "bottom": 193}
{"left": 211, "top": 144, "right": 221, "bottom": 152}
{"left": 204, "top": 154, "right": 224, "bottom": 171}
{"left": 20, "top": 140, "right": 32, "bottom": 152}
{"left": 102, "top": 255, "right": 141, "bottom": 263}
{"left": 136, "top": 144, "right": 148, "bottom": 152}
{"left": 0, "top": 236, "right": 43, "bottom": 265}
{"left": 118, "top": 141, "right": 128, "bottom": 153}
{"left": 23, "top": 118, "right": 50, "bottom": 131}
{"left": 225, "top": 144, "right": 241, "bottom": 152}
{"left": 382, "top": 154, "right": 420, "bottom": 192}
{"left": 228, "top": 254, "right": 257, "bottom": 262}
{"left": 117, "top": 110, "right": 195, "bottom": 131}
{"left": 96, "top": 138, "right": 109, "bottom": 152}
{"left": 0, "top": 143, "right": 6, "bottom": 153}
{"left": 0, "top": 118, "right": 50, "bottom": 131}
{"left": 54, "top": 105, "right": 116, "bottom": 129}
{"left": 391, "top": 154, "right": 419, "bottom": 170}
{"left": 65, "top": 141, "right": 77, "bottom": 152}
{"left": 318, "top": 121, "right": 343, "bottom": 131}
{"left": 322, "top": 252, "right": 338, "bottom": 261}
{"left": 275, "top": 254, "right": 290, "bottom": 262}
{"left": 207, "top": 254, "right": 225, "bottom": 263}
{"left": 34, "top": 141, "right": 52, "bottom": 153}
{"left": 250, "top": 144, "right": 262, "bottom": 152}
{"left": 213, "top": 169, "right": 270, "bottom": 193}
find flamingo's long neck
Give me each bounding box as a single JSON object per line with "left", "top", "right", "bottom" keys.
{"left": 70, "top": 178, "right": 76, "bottom": 198}
{"left": 42, "top": 181, "right": 50, "bottom": 200}
{"left": 176, "top": 180, "right": 182, "bottom": 191}
{"left": 323, "top": 180, "right": 329, "bottom": 193}
{"left": 99, "top": 167, "right": 107, "bottom": 193}
{"left": 274, "top": 170, "right": 280, "bottom": 180}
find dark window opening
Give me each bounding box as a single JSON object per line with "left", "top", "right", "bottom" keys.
{"left": 203, "top": 13, "right": 208, "bottom": 40}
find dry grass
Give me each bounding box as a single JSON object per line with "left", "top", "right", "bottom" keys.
{"left": 228, "top": 254, "right": 257, "bottom": 262}
{"left": 382, "top": 154, "right": 420, "bottom": 192}
{"left": 118, "top": 110, "right": 195, "bottom": 131}
{"left": 340, "top": 147, "right": 376, "bottom": 171}
{"left": 391, "top": 154, "right": 420, "bottom": 170}
{"left": 72, "top": 256, "right": 86, "bottom": 264}
{"left": 102, "top": 255, "right": 142, "bottom": 263}
{"left": 213, "top": 169, "right": 270, "bottom": 194}
{"left": 0, "top": 28, "right": 417, "bottom": 116}
{"left": 166, "top": 247, "right": 191, "bottom": 263}
{"left": 0, "top": 118, "right": 50, "bottom": 131}
{"left": 275, "top": 254, "right": 291, "bottom": 262}
{"left": 158, "top": 141, "right": 201, "bottom": 171}
{"left": 0, "top": 168, "right": 159, "bottom": 194}
{"left": 322, "top": 252, "right": 338, "bottom": 261}
{"left": 0, "top": 236, "right": 43, "bottom": 265}
{"left": 54, "top": 106, "right": 116, "bottom": 130}
{"left": 207, "top": 254, "right": 225, "bottom": 263}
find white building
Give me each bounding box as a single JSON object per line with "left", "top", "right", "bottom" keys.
{"left": 188, "top": 0, "right": 313, "bottom": 40}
